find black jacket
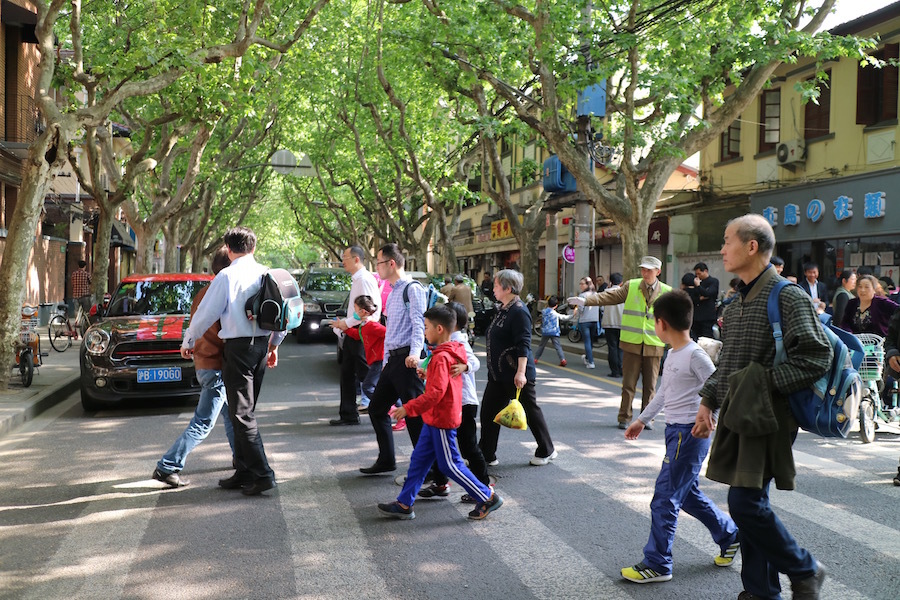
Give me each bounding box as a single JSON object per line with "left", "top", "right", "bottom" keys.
{"left": 694, "top": 276, "right": 719, "bottom": 321}
{"left": 799, "top": 279, "right": 828, "bottom": 307}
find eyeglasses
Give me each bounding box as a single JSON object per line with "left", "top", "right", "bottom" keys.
{"left": 376, "top": 260, "right": 392, "bottom": 266}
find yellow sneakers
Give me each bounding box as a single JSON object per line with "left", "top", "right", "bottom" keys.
{"left": 715, "top": 541, "right": 741, "bottom": 567}
{"left": 621, "top": 562, "right": 673, "bottom": 583}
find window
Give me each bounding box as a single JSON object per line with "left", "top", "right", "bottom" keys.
{"left": 758, "top": 89, "right": 781, "bottom": 152}
{"left": 857, "top": 44, "right": 899, "bottom": 126}
{"left": 720, "top": 119, "right": 741, "bottom": 161}
{"left": 804, "top": 70, "right": 831, "bottom": 140}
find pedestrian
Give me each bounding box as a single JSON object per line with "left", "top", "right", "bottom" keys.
{"left": 70, "top": 260, "right": 92, "bottom": 314}
{"left": 596, "top": 274, "right": 608, "bottom": 293}
{"left": 569, "top": 256, "right": 671, "bottom": 430}
{"left": 830, "top": 269, "right": 856, "bottom": 325}
{"left": 359, "top": 243, "right": 430, "bottom": 475}
{"left": 336, "top": 295, "right": 385, "bottom": 414}
{"left": 447, "top": 274, "right": 474, "bottom": 316}
{"left": 534, "top": 296, "right": 573, "bottom": 367}
{"left": 378, "top": 306, "right": 503, "bottom": 521}
{"left": 620, "top": 290, "right": 739, "bottom": 584}
{"left": 770, "top": 256, "right": 785, "bottom": 275}
{"left": 691, "top": 262, "right": 719, "bottom": 340}
{"left": 602, "top": 273, "right": 625, "bottom": 378}
{"left": 575, "top": 276, "right": 601, "bottom": 369}
{"left": 720, "top": 277, "right": 741, "bottom": 306}
{"left": 837, "top": 274, "right": 898, "bottom": 336}
{"left": 481, "top": 271, "right": 494, "bottom": 300}
{"left": 693, "top": 214, "right": 830, "bottom": 599}
{"left": 180, "top": 226, "right": 286, "bottom": 496}
{"left": 330, "top": 245, "right": 381, "bottom": 426}
{"left": 152, "top": 246, "right": 235, "bottom": 488}
{"left": 885, "top": 309, "right": 900, "bottom": 486}
{"left": 799, "top": 262, "right": 828, "bottom": 313}
{"left": 440, "top": 277, "right": 454, "bottom": 298}
{"left": 481, "top": 269, "right": 557, "bottom": 466}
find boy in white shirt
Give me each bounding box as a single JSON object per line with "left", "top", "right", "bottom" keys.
{"left": 621, "top": 290, "right": 739, "bottom": 584}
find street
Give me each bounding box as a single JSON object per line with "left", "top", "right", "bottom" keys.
{"left": 1, "top": 338, "right": 899, "bottom": 600}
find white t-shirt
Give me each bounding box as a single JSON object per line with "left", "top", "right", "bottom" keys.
{"left": 637, "top": 341, "right": 716, "bottom": 425}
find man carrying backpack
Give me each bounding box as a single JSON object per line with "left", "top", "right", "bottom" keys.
{"left": 692, "top": 215, "right": 832, "bottom": 600}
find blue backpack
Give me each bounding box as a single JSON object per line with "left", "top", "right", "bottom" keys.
{"left": 767, "top": 279, "right": 864, "bottom": 438}
{"left": 401, "top": 280, "right": 447, "bottom": 311}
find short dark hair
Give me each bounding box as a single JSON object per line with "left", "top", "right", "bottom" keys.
{"left": 547, "top": 295, "right": 559, "bottom": 308}
{"left": 78, "top": 260, "right": 87, "bottom": 268}
{"left": 223, "top": 226, "right": 256, "bottom": 254}
{"left": 484, "top": 271, "right": 492, "bottom": 277}
{"left": 653, "top": 290, "right": 693, "bottom": 332}
{"left": 446, "top": 302, "right": 468, "bottom": 332}
{"left": 857, "top": 265, "right": 874, "bottom": 276}
{"left": 378, "top": 243, "right": 405, "bottom": 268}
{"left": 803, "top": 262, "right": 819, "bottom": 273}
{"left": 693, "top": 262, "right": 708, "bottom": 272}
{"left": 770, "top": 256, "right": 784, "bottom": 267}
{"left": 211, "top": 246, "right": 231, "bottom": 275}
{"left": 681, "top": 272, "right": 696, "bottom": 287}
{"left": 424, "top": 305, "right": 455, "bottom": 330}
{"left": 346, "top": 245, "right": 365, "bottom": 261}
{"left": 609, "top": 272, "right": 623, "bottom": 285}
{"left": 354, "top": 294, "right": 378, "bottom": 313}
{"left": 838, "top": 269, "right": 855, "bottom": 284}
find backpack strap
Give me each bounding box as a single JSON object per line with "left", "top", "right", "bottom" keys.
{"left": 402, "top": 279, "right": 425, "bottom": 311}
{"left": 767, "top": 279, "right": 793, "bottom": 367}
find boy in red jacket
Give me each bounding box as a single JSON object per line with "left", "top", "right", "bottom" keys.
{"left": 378, "top": 306, "right": 503, "bottom": 521}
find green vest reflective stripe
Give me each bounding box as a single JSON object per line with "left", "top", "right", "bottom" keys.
{"left": 619, "top": 278, "right": 671, "bottom": 347}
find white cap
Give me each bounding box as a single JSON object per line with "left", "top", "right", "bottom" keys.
{"left": 639, "top": 256, "right": 662, "bottom": 270}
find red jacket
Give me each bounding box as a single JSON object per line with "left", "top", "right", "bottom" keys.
{"left": 345, "top": 320, "right": 385, "bottom": 364}
{"left": 404, "top": 341, "right": 467, "bottom": 429}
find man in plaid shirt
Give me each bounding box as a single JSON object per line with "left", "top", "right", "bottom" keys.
{"left": 693, "top": 214, "right": 831, "bottom": 600}
{"left": 70, "top": 260, "right": 92, "bottom": 313}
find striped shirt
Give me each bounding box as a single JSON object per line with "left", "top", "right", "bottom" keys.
{"left": 383, "top": 276, "right": 426, "bottom": 364}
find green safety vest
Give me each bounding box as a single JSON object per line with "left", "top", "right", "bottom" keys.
{"left": 620, "top": 278, "right": 671, "bottom": 347}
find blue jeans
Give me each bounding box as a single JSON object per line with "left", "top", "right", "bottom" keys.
{"left": 605, "top": 328, "right": 623, "bottom": 375}
{"left": 643, "top": 424, "right": 737, "bottom": 575}
{"left": 579, "top": 321, "right": 597, "bottom": 364}
{"left": 157, "top": 368, "right": 235, "bottom": 474}
{"left": 729, "top": 482, "right": 817, "bottom": 599}
{"left": 359, "top": 360, "right": 383, "bottom": 408}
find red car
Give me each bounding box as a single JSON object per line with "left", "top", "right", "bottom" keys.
{"left": 79, "top": 273, "right": 214, "bottom": 411}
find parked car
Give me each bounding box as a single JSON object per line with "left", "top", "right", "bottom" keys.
{"left": 295, "top": 266, "right": 352, "bottom": 341}
{"left": 79, "top": 273, "right": 214, "bottom": 411}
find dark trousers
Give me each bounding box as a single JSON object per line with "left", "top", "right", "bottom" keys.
{"left": 480, "top": 380, "right": 554, "bottom": 462}
{"left": 691, "top": 319, "right": 716, "bottom": 341}
{"left": 339, "top": 335, "right": 369, "bottom": 421}
{"left": 368, "top": 355, "right": 425, "bottom": 467}
{"left": 459, "top": 404, "right": 489, "bottom": 486}
{"left": 223, "top": 337, "right": 274, "bottom": 482}
{"left": 605, "top": 328, "right": 623, "bottom": 376}
{"left": 729, "top": 481, "right": 816, "bottom": 599}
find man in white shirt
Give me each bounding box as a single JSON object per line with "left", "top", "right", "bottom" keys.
{"left": 181, "top": 227, "right": 285, "bottom": 496}
{"left": 331, "top": 245, "right": 382, "bottom": 425}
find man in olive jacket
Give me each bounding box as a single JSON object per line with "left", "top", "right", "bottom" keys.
{"left": 692, "top": 214, "right": 831, "bottom": 600}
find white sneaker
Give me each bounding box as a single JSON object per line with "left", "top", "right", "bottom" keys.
{"left": 530, "top": 450, "right": 558, "bottom": 466}
{"left": 586, "top": 362, "right": 596, "bottom": 369}
{"left": 487, "top": 459, "right": 500, "bottom": 466}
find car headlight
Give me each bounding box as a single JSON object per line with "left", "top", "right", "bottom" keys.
{"left": 85, "top": 329, "right": 110, "bottom": 355}
{"left": 304, "top": 302, "right": 320, "bottom": 313}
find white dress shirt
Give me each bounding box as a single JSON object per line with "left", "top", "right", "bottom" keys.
{"left": 344, "top": 267, "right": 382, "bottom": 327}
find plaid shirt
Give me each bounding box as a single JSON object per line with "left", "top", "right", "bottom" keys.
{"left": 71, "top": 269, "right": 91, "bottom": 297}
{"left": 382, "top": 277, "right": 426, "bottom": 363}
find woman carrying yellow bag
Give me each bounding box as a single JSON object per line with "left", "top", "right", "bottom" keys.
{"left": 480, "top": 270, "right": 558, "bottom": 466}
{"left": 494, "top": 389, "right": 528, "bottom": 430}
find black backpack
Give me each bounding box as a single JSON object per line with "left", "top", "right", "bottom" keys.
{"left": 245, "top": 268, "right": 304, "bottom": 332}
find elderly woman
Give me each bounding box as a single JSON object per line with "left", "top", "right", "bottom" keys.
{"left": 481, "top": 269, "right": 557, "bottom": 466}
{"left": 576, "top": 276, "right": 601, "bottom": 368}
{"left": 838, "top": 274, "right": 898, "bottom": 336}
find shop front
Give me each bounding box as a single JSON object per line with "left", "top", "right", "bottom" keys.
{"left": 751, "top": 167, "right": 900, "bottom": 284}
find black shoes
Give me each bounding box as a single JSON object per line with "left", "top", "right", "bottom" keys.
{"left": 330, "top": 418, "right": 361, "bottom": 426}
{"left": 152, "top": 468, "right": 189, "bottom": 488}
{"left": 608, "top": 372, "right": 622, "bottom": 378}
{"left": 218, "top": 472, "right": 253, "bottom": 489}
{"left": 241, "top": 479, "right": 276, "bottom": 496}
{"left": 360, "top": 463, "right": 397, "bottom": 475}
{"left": 792, "top": 561, "right": 826, "bottom": 600}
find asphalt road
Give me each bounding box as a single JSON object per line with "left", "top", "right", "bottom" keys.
{"left": 1, "top": 336, "right": 899, "bottom": 600}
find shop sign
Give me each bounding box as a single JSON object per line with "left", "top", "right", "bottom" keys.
{"left": 762, "top": 192, "right": 886, "bottom": 228}
{"left": 563, "top": 245, "right": 576, "bottom": 263}
{"left": 596, "top": 217, "right": 668, "bottom": 244}
{"left": 490, "top": 216, "right": 523, "bottom": 240}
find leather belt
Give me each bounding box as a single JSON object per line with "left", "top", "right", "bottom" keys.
{"left": 388, "top": 346, "right": 411, "bottom": 358}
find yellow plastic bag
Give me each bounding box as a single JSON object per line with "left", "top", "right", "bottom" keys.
{"left": 494, "top": 389, "right": 528, "bottom": 430}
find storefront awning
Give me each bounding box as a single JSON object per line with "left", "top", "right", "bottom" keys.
{"left": 110, "top": 220, "right": 135, "bottom": 250}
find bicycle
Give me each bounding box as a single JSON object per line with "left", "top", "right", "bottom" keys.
{"left": 856, "top": 333, "right": 900, "bottom": 443}
{"left": 12, "top": 305, "right": 44, "bottom": 387}
{"left": 48, "top": 303, "right": 90, "bottom": 352}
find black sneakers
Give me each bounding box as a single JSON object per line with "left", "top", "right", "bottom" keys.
{"left": 467, "top": 493, "right": 503, "bottom": 520}
{"left": 378, "top": 501, "right": 415, "bottom": 520}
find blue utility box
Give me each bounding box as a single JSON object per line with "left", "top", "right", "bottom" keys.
{"left": 577, "top": 81, "right": 607, "bottom": 117}
{"left": 543, "top": 155, "right": 577, "bottom": 193}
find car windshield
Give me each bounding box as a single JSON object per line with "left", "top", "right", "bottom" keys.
{"left": 305, "top": 272, "right": 351, "bottom": 291}
{"left": 106, "top": 280, "right": 208, "bottom": 317}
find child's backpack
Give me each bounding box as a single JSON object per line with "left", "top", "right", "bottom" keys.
{"left": 767, "top": 279, "right": 864, "bottom": 437}
{"left": 245, "top": 268, "right": 304, "bottom": 332}
{"left": 401, "top": 280, "right": 447, "bottom": 311}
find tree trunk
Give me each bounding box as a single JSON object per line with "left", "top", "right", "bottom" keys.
{"left": 91, "top": 211, "right": 116, "bottom": 300}
{"left": 0, "top": 126, "right": 68, "bottom": 388}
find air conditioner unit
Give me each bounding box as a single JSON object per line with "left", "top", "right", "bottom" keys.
{"left": 776, "top": 140, "right": 806, "bottom": 167}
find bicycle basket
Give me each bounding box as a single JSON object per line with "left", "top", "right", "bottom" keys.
{"left": 18, "top": 329, "right": 37, "bottom": 344}
{"left": 857, "top": 333, "right": 885, "bottom": 381}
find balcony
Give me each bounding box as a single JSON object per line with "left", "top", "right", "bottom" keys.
{"left": 0, "top": 94, "right": 44, "bottom": 159}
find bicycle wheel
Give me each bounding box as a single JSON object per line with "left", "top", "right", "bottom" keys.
{"left": 48, "top": 315, "right": 72, "bottom": 352}
{"left": 19, "top": 350, "right": 34, "bottom": 387}
{"left": 568, "top": 327, "right": 582, "bottom": 343}
{"left": 859, "top": 396, "right": 876, "bottom": 443}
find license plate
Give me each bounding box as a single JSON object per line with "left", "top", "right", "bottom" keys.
{"left": 137, "top": 367, "right": 182, "bottom": 383}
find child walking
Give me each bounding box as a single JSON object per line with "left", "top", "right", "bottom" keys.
{"left": 378, "top": 306, "right": 503, "bottom": 521}
{"left": 621, "top": 290, "right": 739, "bottom": 584}
{"left": 343, "top": 295, "right": 385, "bottom": 414}
{"left": 534, "top": 296, "right": 573, "bottom": 367}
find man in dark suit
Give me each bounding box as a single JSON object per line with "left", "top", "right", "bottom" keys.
{"left": 690, "top": 262, "right": 719, "bottom": 340}
{"left": 799, "top": 262, "right": 828, "bottom": 313}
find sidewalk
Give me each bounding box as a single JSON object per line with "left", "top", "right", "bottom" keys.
{"left": 0, "top": 341, "right": 81, "bottom": 438}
